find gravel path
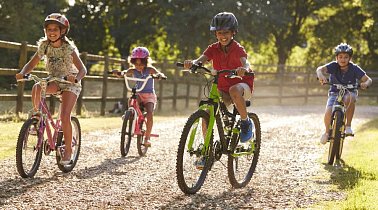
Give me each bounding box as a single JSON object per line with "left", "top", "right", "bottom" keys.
{"left": 1, "top": 105, "right": 377, "bottom": 209}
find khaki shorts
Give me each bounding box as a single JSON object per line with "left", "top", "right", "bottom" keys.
{"left": 220, "top": 82, "right": 252, "bottom": 106}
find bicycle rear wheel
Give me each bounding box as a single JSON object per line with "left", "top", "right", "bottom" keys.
{"left": 121, "top": 111, "right": 133, "bottom": 157}
{"left": 228, "top": 113, "right": 261, "bottom": 188}
{"left": 328, "top": 110, "right": 343, "bottom": 165}
{"left": 16, "top": 118, "right": 43, "bottom": 178}
{"left": 176, "top": 110, "right": 213, "bottom": 194}
{"left": 137, "top": 116, "right": 148, "bottom": 156}
{"left": 56, "top": 116, "right": 81, "bottom": 172}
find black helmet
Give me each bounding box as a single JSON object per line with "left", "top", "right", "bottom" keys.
{"left": 210, "top": 12, "right": 238, "bottom": 32}
{"left": 335, "top": 43, "right": 353, "bottom": 57}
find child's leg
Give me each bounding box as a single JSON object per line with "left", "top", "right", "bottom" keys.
{"left": 324, "top": 107, "right": 332, "bottom": 133}
{"left": 228, "top": 84, "right": 248, "bottom": 119}
{"left": 60, "top": 91, "right": 78, "bottom": 161}
{"left": 31, "top": 82, "right": 59, "bottom": 112}
{"left": 144, "top": 102, "right": 154, "bottom": 140}
{"left": 343, "top": 92, "right": 357, "bottom": 127}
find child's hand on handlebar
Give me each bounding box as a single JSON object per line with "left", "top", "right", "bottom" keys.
{"left": 183, "top": 60, "right": 193, "bottom": 69}
{"left": 15, "top": 73, "right": 24, "bottom": 81}
{"left": 360, "top": 81, "right": 369, "bottom": 90}
{"left": 236, "top": 67, "right": 247, "bottom": 77}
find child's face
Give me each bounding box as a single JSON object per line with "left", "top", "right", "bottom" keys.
{"left": 134, "top": 59, "right": 146, "bottom": 71}
{"left": 336, "top": 53, "right": 351, "bottom": 68}
{"left": 45, "top": 23, "right": 64, "bottom": 42}
{"left": 215, "top": 30, "right": 234, "bottom": 46}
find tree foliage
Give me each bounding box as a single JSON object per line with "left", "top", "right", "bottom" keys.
{"left": 0, "top": 0, "right": 377, "bottom": 71}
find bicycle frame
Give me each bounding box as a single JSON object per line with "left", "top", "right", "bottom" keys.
{"left": 122, "top": 74, "right": 158, "bottom": 138}
{"left": 22, "top": 75, "right": 77, "bottom": 155}
{"left": 185, "top": 67, "right": 254, "bottom": 159}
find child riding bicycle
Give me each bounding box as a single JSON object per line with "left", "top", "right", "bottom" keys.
{"left": 15, "top": 13, "right": 87, "bottom": 165}
{"left": 184, "top": 12, "right": 254, "bottom": 141}
{"left": 183, "top": 12, "right": 254, "bottom": 167}
{"left": 316, "top": 43, "right": 372, "bottom": 144}
{"left": 113, "top": 46, "right": 165, "bottom": 147}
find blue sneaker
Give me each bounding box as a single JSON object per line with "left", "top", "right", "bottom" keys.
{"left": 240, "top": 118, "right": 253, "bottom": 143}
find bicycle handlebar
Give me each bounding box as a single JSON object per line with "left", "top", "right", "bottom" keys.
{"left": 110, "top": 70, "right": 167, "bottom": 92}
{"left": 17, "top": 74, "right": 78, "bottom": 85}
{"left": 176, "top": 62, "right": 254, "bottom": 79}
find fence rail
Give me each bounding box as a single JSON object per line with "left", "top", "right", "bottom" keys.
{"left": 1, "top": 39, "right": 377, "bottom": 116}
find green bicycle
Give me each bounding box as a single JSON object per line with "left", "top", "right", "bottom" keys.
{"left": 175, "top": 62, "right": 261, "bottom": 194}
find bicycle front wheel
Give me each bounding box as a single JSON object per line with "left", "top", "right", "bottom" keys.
{"left": 16, "top": 118, "right": 43, "bottom": 178}
{"left": 56, "top": 116, "right": 82, "bottom": 172}
{"left": 328, "top": 110, "right": 343, "bottom": 165}
{"left": 228, "top": 113, "right": 261, "bottom": 188}
{"left": 176, "top": 109, "right": 213, "bottom": 194}
{"left": 121, "top": 111, "right": 133, "bottom": 157}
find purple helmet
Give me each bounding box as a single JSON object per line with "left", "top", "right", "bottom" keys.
{"left": 131, "top": 47, "right": 150, "bottom": 59}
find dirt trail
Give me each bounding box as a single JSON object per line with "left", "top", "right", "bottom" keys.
{"left": 1, "top": 105, "right": 377, "bottom": 209}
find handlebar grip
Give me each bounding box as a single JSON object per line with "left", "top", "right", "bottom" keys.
{"left": 176, "top": 62, "right": 184, "bottom": 67}
{"left": 245, "top": 72, "right": 254, "bottom": 76}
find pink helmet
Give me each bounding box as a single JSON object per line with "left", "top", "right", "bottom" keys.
{"left": 131, "top": 47, "right": 150, "bottom": 59}
{"left": 44, "top": 13, "right": 70, "bottom": 35}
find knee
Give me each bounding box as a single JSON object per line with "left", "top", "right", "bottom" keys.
{"left": 228, "top": 86, "right": 241, "bottom": 98}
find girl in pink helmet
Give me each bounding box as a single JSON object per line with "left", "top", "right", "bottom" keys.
{"left": 114, "top": 46, "right": 166, "bottom": 147}
{"left": 16, "top": 13, "right": 87, "bottom": 165}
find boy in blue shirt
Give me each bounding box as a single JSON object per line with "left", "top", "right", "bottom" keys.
{"left": 316, "top": 43, "right": 372, "bottom": 144}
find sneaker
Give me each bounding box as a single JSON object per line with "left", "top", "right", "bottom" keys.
{"left": 345, "top": 126, "right": 354, "bottom": 135}
{"left": 194, "top": 157, "right": 205, "bottom": 170}
{"left": 240, "top": 118, "right": 253, "bottom": 143}
{"left": 59, "top": 159, "right": 73, "bottom": 165}
{"left": 320, "top": 133, "right": 328, "bottom": 144}
{"left": 144, "top": 139, "right": 151, "bottom": 147}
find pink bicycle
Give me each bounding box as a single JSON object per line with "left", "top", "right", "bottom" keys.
{"left": 16, "top": 74, "right": 81, "bottom": 178}
{"left": 112, "top": 70, "right": 166, "bottom": 157}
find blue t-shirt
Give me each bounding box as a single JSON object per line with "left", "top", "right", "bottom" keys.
{"left": 325, "top": 61, "right": 366, "bottom": 93}
{"left": 133, "top": 68, "right": 154, "bottom": 93}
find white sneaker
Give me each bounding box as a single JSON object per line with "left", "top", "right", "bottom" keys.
{"left": 345, "top": 126, "right": 354, "bottom": 135}
{"left": 320, "top": 133, "right": 328, "bottom": 145}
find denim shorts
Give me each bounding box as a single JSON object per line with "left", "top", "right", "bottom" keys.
{"left": 326, "top": 91, "right": 357, "bottom": 107}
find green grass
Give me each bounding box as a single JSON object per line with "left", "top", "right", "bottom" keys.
{"left": 0, "top": 117, "right": 124, "bottom": 160}
{"left": 314, "top": 118, "right": 378, "bottom": 210}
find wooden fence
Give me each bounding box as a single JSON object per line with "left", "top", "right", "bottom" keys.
{"left": 1, "top": 39, "right": 377, "bottom": 116}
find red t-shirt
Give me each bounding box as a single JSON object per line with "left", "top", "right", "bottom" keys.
{"left": 203, "top": 40, "right": 254, "bottom": 93}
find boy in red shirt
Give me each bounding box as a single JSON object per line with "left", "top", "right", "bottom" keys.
{"left": 184, "top": 12, "right": 254, "bottom": 163}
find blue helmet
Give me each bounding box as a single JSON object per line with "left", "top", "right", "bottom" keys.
{"left": 335, "top": 43, "right": 353, "bottom": 57}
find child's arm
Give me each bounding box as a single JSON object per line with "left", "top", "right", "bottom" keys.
{"left": 316, "top": 65, "right": 328, "bottom": 85}
{"left": 236, "top": 57, "right": 252, "bottom": 76}
{"left": 72, "top": 51, "right": 87, "bottom": 83}
{"left": 183, "top": 55, "right": 208, "bottom": 69}
{"left": 148, "top": 67, "right": 166, "bottom": 78}
{"left": 360, "top": 74, "right": 372, "bottom": 90}
{"left": 15, "top": 52, "right": 41, "bottom": 80}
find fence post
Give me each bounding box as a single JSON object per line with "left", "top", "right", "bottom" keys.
{"left": 185, "top": 81, "right": 190, "bottom": 108}
{"left": 76, "top": 52, "right": 87, "bottom": 115}
{"left": 100, "top": 55, "right": 109, "bottom": 116}
{"left": 304, "top": 70, "right": 310, "bottom": 105}
{"left": 158, "top": 60, "right": 166, "bottom": 112}
{"left": 278, "top": 64, "right": 284, "bottom": 105}
{"left": 16, "top": 41, "right": 28, "bottom": 115}
{"left": 172, "top": 63, "right": 179, "bottom": 111}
